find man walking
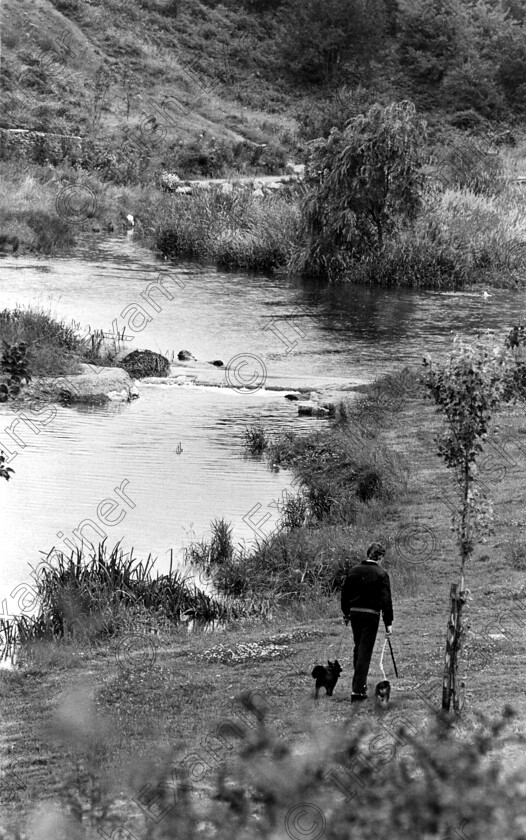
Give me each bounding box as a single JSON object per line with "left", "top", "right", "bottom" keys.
{"left": 341, "top": 543, "right": 393, "bottom": 703}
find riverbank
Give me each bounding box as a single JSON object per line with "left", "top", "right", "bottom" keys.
{"left": 3, "top": 152, "right": 526, "bottom": 289}
{"left": 2, "top": 367, "right": 526, "bottom": 837}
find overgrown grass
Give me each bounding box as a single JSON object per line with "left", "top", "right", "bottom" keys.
{"left": 187, "top": 391, "right": 412, "bottom": 606}
{"left": 0, "top": 160, "right": 170, "bottom": 254}
{"left": 155, "top": 185, "right": 301, "bottom": 273}
{"left": 291, "top": 150, "right": 526, "bottom": 289}
{"left": 0, "top": 306, "right": 124, "bottom": 375}
{"left": 9, "top": 541, "right": 231, "bottom": 645}
{"left": 0, "top": 164, "right": 76, "bottom": 254}
{"left": 243, "top": 424, "right": 272, "bottom": 454}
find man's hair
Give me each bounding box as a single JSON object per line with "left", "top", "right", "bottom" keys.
{"left": 367, "top": 542, "right": 385, "bottom": 560}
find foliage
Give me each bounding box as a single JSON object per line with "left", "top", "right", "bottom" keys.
{"left": 187, "top": 404, "right": 409, "bottom": 605}
{"left": 11, "top": 701, "right": 523, "bottom": 840}
{"left": 293, "top": 101, "right": 428, "bottom": 281}
{"left": 155, "top": 186, "right": 300, "bottom": 273}
{"left": 275, "top": 0, "right": 386, "bottom": 84}
{"left": 0, "top": 340, "right": 31, "bottom": 401}
{"left": 295, "top": 85, "right": 384, "bottom": 141}
{"left": 243, "top": 425, "right": 271, "bottom": 454}
{"left": 0, "top": 450, "right": 14, "bottom": 482}
{"left": 12, "top": 541, "right": 231, "bottom": 644}
{"left": 424, "top": 330, "right": 526, "bottom": 709}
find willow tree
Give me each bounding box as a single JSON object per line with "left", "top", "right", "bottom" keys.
{"left": 424, "top": 329, "right": 526, "bottom": 712}
{"left": 293, "top": 100, "right": 428, "bottom": 281}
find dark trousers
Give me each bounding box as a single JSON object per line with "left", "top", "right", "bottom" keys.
{"left": 350, "top": 612, "right": 380, "bottom": 695}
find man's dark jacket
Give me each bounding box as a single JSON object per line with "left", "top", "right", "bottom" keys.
{"left": 341, "top": 560, "right": 393, "bottom": 627}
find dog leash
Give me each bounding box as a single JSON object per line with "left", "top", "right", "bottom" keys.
{"left": 379, "top": 637, "right": 388, "bottom": 681}
{"left": 379, "top": 636, "right": 399, "bottom": 679}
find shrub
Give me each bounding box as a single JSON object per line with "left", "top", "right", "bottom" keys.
{"left": 243, "top": 425, "right": 271, "bottom": 454}
{"left": 293, "top": 101, "right": 428, "bottom": 281}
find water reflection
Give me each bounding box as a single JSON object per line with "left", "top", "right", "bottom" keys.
{"left": 0, "top": 234, "right": 525, "bottom": 605}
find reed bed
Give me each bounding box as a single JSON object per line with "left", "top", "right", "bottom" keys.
{"left": 6, "top": 541, "right": 232, "bottom": 645}
{"left": 155, "top": 186, "right": 301, "bottom": 273}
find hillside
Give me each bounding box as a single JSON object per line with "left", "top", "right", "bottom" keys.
{"left": 1, "top": 0, "right": 301, "bottom": 163}
{"left": 2, "top": 0, "right": 526, "bottom": 182}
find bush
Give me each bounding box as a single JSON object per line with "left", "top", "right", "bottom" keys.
{"left": 243, "top": 425, "right": 271, "bottom": 454}
{"left": 293, "top": 101, "right": 428, "bottom": 281}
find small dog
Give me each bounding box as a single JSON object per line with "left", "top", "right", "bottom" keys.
{"left": 312, "top": 660, "right": 342, "bottom": 699}
{"left": 374, "top": 680, "right": 391, "bottom": 708}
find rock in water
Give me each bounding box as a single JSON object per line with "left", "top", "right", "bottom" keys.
{"left": 36, "top": 368, "right": 139, "bottom": 404}
{"left": 119, "top": 349, "right": 170, "bottom": 378}
{"left": 178, "top": 350, "right": 196, "bottom": 361}
{"left": 209, "top": 360, "right": 224, "bottom": 367}
{"left": 297, "top": 401, "right": 330, "bottom": 417}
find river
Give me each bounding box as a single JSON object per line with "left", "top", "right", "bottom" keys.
{"left": 0, "top": 233, "right": 525, "bottom": 613}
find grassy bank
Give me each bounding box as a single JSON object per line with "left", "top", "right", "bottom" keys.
{"left": 2, "top": 362, "right": 526, "bottom": 837}
{"left": 0, "top": 161, "right": 299, "bottom": 274}
{"left": 291, "top": 138, "right": 526, "bottom": 289}
{"left": 0, "top": 306, "right": 120, "bottom": 375}
{"left": 5, "top": 150, "right": 526, "bottom": 288}
{"left": 155, "top": 184, "right": 301, "bottom": 273}
{"left": 338, "top": 181, "right": 526, "bottom": 290}
{"left": 0, "top": 161, "right": 168, "bottom": 255}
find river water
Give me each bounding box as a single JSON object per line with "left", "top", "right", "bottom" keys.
{"left": 0, "top": 233, "right": 525, "bottom": 612}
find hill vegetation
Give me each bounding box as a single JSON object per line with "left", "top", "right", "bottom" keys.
{"left": 2, "top": 0, "right": 526, "bottom": 277}
{"left": 2, "top": 0, "right": 526, "bottom": 180}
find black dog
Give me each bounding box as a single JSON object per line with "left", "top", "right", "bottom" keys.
{"left": 374, "top": 680, "right": 391, "bottom": 708}
{"left": 312, "top": 660, "right": 342, "bottom": 699}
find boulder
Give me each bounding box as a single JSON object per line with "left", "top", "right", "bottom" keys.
{"left": 253, "top": 188, "right": 264, "bottom": 198}
{"left": 297, "top": 401, "right": 330, "bottom": 418}
{"left": 35, "top": 368, "right": 139, "bottom": 405}
{"left": 175, "top": 186, "right": 193, "bottom": 195}
{"left": 220, "top": 183, "right": 233, "bottom": 194}
{"left": 284, "top": 393, "right": 300, "bottom": 401}
{"left": 209, "top": 360, "right": 224, "bottom": 367}
{"left": 119, "top": 349, "right": 170, "bottom": 379}
{"left": 178, "top": 350, "right": 196, "bottom": 361}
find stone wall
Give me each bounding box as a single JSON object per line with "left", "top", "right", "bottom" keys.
{"left": 0, "top": 128, "right": 91, "bottom": 165}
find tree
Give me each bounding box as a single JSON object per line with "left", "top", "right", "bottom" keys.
{"left": 276, "top": 0, "right": 386, "bottom": 84}
{"left": 423, "top": 329, "right": 526, "bottom": 712}
{"left": 294, "top": 100, "right": 427, "bottom": 280}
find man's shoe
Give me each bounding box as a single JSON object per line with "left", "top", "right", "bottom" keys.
{"left": 351, "top": 693, "right": 367, "bottom": 703}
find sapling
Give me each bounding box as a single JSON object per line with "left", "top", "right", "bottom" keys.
{"left": 424, "top": 328, "right": 526, "bottom": 711}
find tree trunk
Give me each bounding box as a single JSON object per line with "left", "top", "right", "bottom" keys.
{"left": 442, "top": 583, "right": 465, "bottom": 712}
